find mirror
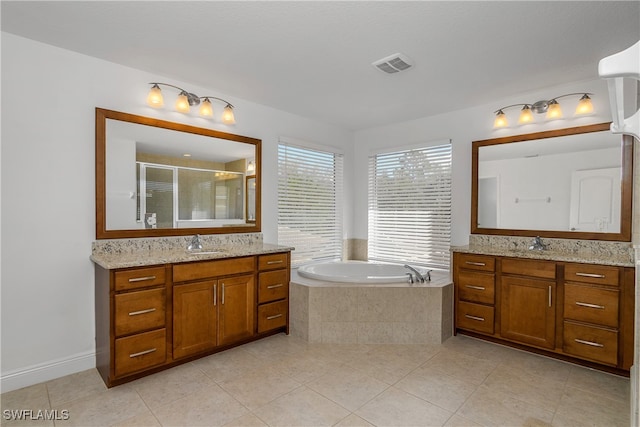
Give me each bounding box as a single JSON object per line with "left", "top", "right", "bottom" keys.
{"left": 96, "top": 108, "right": 261, "bottom": 239}
{"left": 472, "top": 123, "right": 632, "bottom": 241}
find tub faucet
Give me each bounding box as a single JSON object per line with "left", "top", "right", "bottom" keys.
{"left": 187, "top": 234, "right": 203, "bottom": 251}
{"left": 528, "top": 236, "right": 548, "bottom": 251}
{"left": 404, "top": 264, "right": 428, "bottom": 283}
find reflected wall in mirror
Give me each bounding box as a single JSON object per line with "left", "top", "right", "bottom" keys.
{"left": 246, "top": 176, "right": 256, "bottom": 223}
{"left": 96, "top": 108, "right": 261, "bottom": 239}
{"left": 472, "top": 123, "right": 632, "bottom": 241}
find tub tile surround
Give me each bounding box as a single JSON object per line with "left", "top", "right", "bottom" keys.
{"left": 91, "top": 233, "right": 293, "bottom": 269}
{"left": 454, "top": 234, "right": 634, "bottom": 266}
{"left": 290, "top": 270, "right": 453, "bottom": 345}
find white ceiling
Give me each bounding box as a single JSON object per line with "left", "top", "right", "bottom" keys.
{"left": 2, "top": 1, "right": 639, "bottom": 131}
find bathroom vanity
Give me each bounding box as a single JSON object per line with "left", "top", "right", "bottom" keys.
{"left": 92, "top": 244, "right": 291, "bottom": 387}
{"left": 453, "top": 247, "right": 634, "bottom": 373}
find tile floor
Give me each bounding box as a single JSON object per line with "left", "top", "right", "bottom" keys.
{"left": 0, "top": 334, "right": 630, "bottom": 426}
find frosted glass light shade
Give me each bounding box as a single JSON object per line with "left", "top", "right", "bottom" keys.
{"left": 146, "top": 85, "right": 164, "bottom": 108}
{"left": 222, "top": 105, "right": 236, "bottom": 124}
{"left": 518, "top": 106, "right": 534, "bottom": 124}
{"left": 546, "top": 101, "right": 563, "bottom": 119}
{"left": 175, "top": 93, "right": 191, "bottom": 113}
{"left": 199, "top": 99, "right": 214, "bottom": 117}
{"left": 575, "top": 95, "right": 594, "bottom": 115}
{"left": 494, "top": 110, "right": 508, "bottom": 128}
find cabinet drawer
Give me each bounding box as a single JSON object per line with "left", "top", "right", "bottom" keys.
{"left": 502, "top": 258, "right": 556, "bottom": 279}
{"left": 173, "top": 257, "right": 255, "bottom": 282}
{"left": 259, "top": 270, "right": 289, "bottom": 303}
{"left": 457, "top": 271, "right": 495, "bottom": 304}
{"left": 258, "top": 300, "right": 288, "bottom": 333}
{"left": 564, "top": 283, "right": 619, "bottom": 328}
{"left": 258, "top": 253, "right": 288, "bottom": 271}
{"left": 564, "top": 263, "right": 619, "bottom": 287}
{"left": 456, "top": 301, "right": 494, "bottom": 334}
{"left": 115, "top": 288, "right": 166, "bottom": 336}
{"left": 115, "top": 329, "right": 166, "bottom": 377}
{"left": 563, "top": 321, "right": 618, "bottom": 366}
{"left": 115, "top": 266, "right": 166, "bottom": 291}
{"left": 457, "top": 254, "right": 495, "bottom": 272}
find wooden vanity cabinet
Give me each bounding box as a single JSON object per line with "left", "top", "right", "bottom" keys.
{"left": 172, "top": 257, "right": 255, "bottom": 360}
{"left": 95, "top": 251, "right": 291, "bottom": 387}
{"left": 454, "top": 253, "right": 634, "bottom": 373}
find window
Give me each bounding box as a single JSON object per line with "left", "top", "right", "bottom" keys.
{"left": 278, "top": 140, "right": 343, "bottom": 266}
{"left": 368, "top": 141, "right": 452, "bottom": 269}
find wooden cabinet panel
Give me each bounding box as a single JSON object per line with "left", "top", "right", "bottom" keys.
{"left": 502, "top": 258, "right": 556, "bottom": 280}
{"left": 258, "top": 253, "right": 289, "bottom": 271}
{"left": 501, "top": 275, "right": 556, "bottom": 349}
{"left": 173, "top": 257, "right": 254, "bottom": 283}
{"left": 564, "top": 283, "right": 619, "bottom": 328}
{"left": 456, "top": 301, "right": 495, "bottom": 334}
{"left": 114, "top": 329, "right": 166, "bottom": 377}
{"left": 457, "top": 270, "right": 495, "bottom": 304}
{"left": 114, "top": 266, "right": 166, "bottom": 291}
{"left": 173, "top": 280, "right": 217, "bottom": 359}
{"left": 258, "top": 300, "right": 288, "bottom": 333}
{"left": 456, "top": 254, "right": 495, "bottom": 272}
{"left": 258, "top": 270, "right": 289, "bottom": 303}
{"left": 114, "top": 288, "right": 166, "bottom": 336}
{"left": 219, "top": 274, "right": 255, "bottom": 345}
{"left": 564, "top": 263, "right": 619, "bottom": 287}
{"left": 563, "top": 321, "right": 618, "bottom": 366}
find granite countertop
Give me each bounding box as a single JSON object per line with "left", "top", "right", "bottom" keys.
{"left": 451, "top": 245, "right": 634, "bottom": 267}
{"left": 91, "top": 242, "right": 294, "bottom": 270}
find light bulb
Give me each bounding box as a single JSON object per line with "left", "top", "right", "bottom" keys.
{"left": 247, "top": 160, "right": 255, "bottom": 172}
{"left": 199, "top": 98, "right": 213, "bottom": 117}
{"left": 493, "top": 110, "right": 508, "bottom": 128}
{"left": 518, "top": 105, "right": 534, "bottom": 124}
{"left": 175, "top": 92, "right": 190, "bottom": 113}
{"left": 146, "top": 84, "right": 164, "bottom": 108}
{"left": 546, "top": 100, "right": 563, "bottom": 120}
{"left": 222, "top": 104, "right": 236, "bottom": 124}
{"left": 575, "top": 94, "right": 593, "bottom": 115}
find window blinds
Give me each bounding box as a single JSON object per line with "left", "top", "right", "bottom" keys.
{"left": 278, "top": 142, "right": 344, "bottom": 266}
{"left": 368, "top": 142, "right": 452, "bottom": 270}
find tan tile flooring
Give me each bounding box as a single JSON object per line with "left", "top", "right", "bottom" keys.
{"left": 1, "top": 334, "right": 630, "bottom": 426}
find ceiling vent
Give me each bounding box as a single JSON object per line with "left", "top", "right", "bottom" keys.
{"left": 372, "top": 53, "right": 413, "bottom": 74}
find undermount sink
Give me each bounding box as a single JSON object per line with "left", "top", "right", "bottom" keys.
{"left": 186, "top": 250, "right": 225, "bottom": 256}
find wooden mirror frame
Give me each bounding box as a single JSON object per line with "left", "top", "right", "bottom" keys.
{"left": 471, "top": 122, "right": 633, "bottom": 242}
{"left": 96, "top": 108, "right": 262, "bottom": 239}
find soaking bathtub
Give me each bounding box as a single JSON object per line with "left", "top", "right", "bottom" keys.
{"left": 290, "top": 260, "right": 453, "bottom": 344}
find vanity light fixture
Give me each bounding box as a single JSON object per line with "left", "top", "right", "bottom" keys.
{"left": 146, "top": 83, "right": 236, "bottom": 124}
{"left": 247, "top": 160, "right": 255, "bottom": 173}
{"left": 493, "top": 93, "right": 593, "bottom": 128}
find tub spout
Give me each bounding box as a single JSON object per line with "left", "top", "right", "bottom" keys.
{"left": 404, "top": 265, "right": 427, "bottom": 283}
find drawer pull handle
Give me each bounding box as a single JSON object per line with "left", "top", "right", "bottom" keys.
{"left": 128, "top": 275, "right": 156, "bottom": 283}
{"left": 266, "top": 314, "right": 283, "bottom": 320}
{"left": 464, "top": 314, "right": 485, "bottom": 322}
{"left": 129, "top": 348, "right": 157, "bottom": 358}
{"left": 465, "top": 261, "right": 486, "bottom": 266}
{"left": 267, "top": 260, "right": 283, "bottom": 265}
{"left": 575, "top": 272, "right": 606, "bottom": 279}
{"left": 548, "top": 285, "right": 552, "bottom": 308}
{"left": 465, "top": 285, "right": 485, "bottom": 291}
{"left": 267, "top": 284, "right": 284, "bottom": 289}
{"left": 575, "top": 301, "right": 605, "bottom": 310}
{"left": 128, "top": 308, "right": 156, "bottom": 316}
{"left": 574, "top": 339, "right": 604, "bottom": 348}
{"left": 221, "top": 283, "right": 225, "bottom": 305}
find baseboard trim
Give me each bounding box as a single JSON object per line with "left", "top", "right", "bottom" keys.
{"left": 1, "top": 351, "right": 96, "bottom": 393}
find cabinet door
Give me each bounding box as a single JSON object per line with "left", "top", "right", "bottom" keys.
{"left": 173, "top": 280, "right": 217, "bottom": 359}
{"left": 219, "top": 274, "right": 255, "bottom": 346}
{"left": 501, "top": 276, "right": 556, "bottom": 349}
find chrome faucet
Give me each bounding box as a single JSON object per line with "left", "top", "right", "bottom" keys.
{"left": 528, "top": 236, "right": 548, "bottom": 251}
{"left": 187, "top": 234, "right": 203, "bottom": 251}
{"left": 404, "top": 265, "right": 431, "bottom": 283}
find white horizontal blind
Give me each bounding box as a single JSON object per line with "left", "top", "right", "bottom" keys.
{"left": 368, "top": 143, "right": 452, "bottom": 269}
{"left": 278, "top": 142, "right": 343, "bottom": 266}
